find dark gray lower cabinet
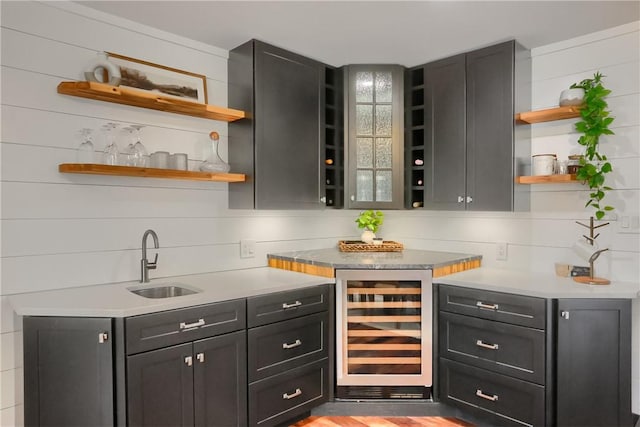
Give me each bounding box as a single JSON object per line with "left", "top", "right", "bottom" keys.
{"left": 556, "top": 299, "right": 632, "bottom": 427}
{"left": 127, "top": 331, "right": 247, "bottom": 427}
{"left": 24, "top": 317, "right": 114, "bottom": 427}
{"left": 23, "top": 285, "right": 332, "bottom": 427}
{"left": 436, "top": 284, "right": 633, "bottom": 427}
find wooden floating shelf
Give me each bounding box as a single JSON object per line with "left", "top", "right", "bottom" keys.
{"left": 515, "top": 174, "right": 578, "bottom": 184}
{"left": 516, "top": 106, "right": 582, "bottom": 124}
{"left": 59, "top": 163, "right": 245, "bottom": 182}
{"left": 57, "top": 81, "right": 247, "bottom": 122}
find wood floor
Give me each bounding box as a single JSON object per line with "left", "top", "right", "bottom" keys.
{"left": 290, "top": 416, "right": 475, "bottom": 426}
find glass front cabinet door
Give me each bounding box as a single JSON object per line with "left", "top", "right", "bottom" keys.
{"left": 345, "top": 65, "right": 405, "bottom": 209}
{"left": 335, "top": 269, "right": 432, "bottom": 398}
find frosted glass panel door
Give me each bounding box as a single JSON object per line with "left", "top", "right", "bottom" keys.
{"left": 336, "top": 269, "right": 432, "bottom": 387}
{"left": 347, "top": 66, "right": 404, "bottom": 209}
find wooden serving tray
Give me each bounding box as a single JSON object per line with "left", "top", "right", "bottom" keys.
{"left": 338, "top": 240, "right": 404, "bottom": 252}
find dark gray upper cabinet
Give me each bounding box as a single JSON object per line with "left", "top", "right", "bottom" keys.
{"left": 228, "top": 40, "right": 326, "bottom": 209}
{"left": 409, "top": 40, "right": 531, "bottom": 211}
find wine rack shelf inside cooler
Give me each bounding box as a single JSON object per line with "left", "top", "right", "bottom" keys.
{"left": 345, "top": 283, "right": 423, "bottom": 375}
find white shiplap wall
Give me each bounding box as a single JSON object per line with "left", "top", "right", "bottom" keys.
{"left": 1, "top": 2, "right": 638, "bottom": 424}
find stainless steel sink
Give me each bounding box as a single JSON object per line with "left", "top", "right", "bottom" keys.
{"left": 129, "top": 284, "right": 200, "bottom": 299}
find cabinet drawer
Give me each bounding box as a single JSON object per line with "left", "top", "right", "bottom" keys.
{"left": 247, "top": 285, "right": 329, "bottom": 327}
{"left": 125, "top": 299, "right": 246, "bottom": 354}
{"left": 440, "top": 358, "right": 545, "bottom": 427}
{"left": 438, "top": 284, "right": 546, "bottom": 329}
{"left": 249, "top": 358, "right": 329, "bottom": 427}
{"left": 248, "top": 312, "right": 329, "bottom": 382}
{"left": 439, "top": 311, "right": 545, "bottom": 384}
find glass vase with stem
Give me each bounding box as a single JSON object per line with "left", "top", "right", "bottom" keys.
{"left": 199, "top": 131, "right": 230, "bottom": 172}
{"left": 76, "top": 128, "right": 95, "bottom": 163}
{"left": 101, "top": 122, "right": 120, "bottom": 165}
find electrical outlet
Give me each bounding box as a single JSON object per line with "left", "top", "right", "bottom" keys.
{"left": 240, "top": 239, "right": 256, "bottom": 258}
{"left": 496, "top": 242, "right": 508, "bottom": 261}
{"left": 617, "top": 215, "right": 640, "bottom": 234}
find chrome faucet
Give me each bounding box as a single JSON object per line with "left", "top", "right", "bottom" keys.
{"left": 140, "top": 229, "right": 159, "bottom": 283}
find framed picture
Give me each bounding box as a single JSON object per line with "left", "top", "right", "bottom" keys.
{"left": 106, "top": 52, "right": 208, "bottom": 104}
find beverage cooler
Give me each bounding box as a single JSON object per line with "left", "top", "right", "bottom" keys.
{"left": 335, "top": 269, "right": 432, "bottom": 399}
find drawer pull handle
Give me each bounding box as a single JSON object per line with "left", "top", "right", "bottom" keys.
{"left": 282, "top": 301, "right": 302, "bottom": 310}
{"left": 476, "top": 340, "right": 499, "bottom": 350}
{"left": 196, "top": 352, "right": 205, "bottom": 363}
{"left": 283, "top": 388, "right": 302, "bottom": 400}
{"left": 180, "top": 318, "right": 205, "bottom": 330}
{"left": 476, "top": 301, "right": 499, "bottom": 311}
{"left": 185, "top": 356, "right": 193, "bottom": 367}
{"left": 98, "top": 332, "right": 109, "bottom": 344}
{"left": 476, "top": 389, "right": 498, "bottom": 402}
{"left": 283, "top": 339, "right": 302, "bottom": 349}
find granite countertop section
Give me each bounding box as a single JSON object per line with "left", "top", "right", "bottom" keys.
{"left": 267, "top": 248, "right": 481, "bottom": 270}
{"left": 436, "top": 267, "right": 640, "bottom": 299}
{"left": 9, "top": 267, "right": 333, "bottom": 318}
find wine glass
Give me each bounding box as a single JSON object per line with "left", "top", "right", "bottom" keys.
{"left": 121, "top": 126, "right": 137, "bottom": 166}
{"left": 130, "top": 125, "right": 148, "bottom": 167}
{"left": 76, "top": 128, "right": 95, "bottom": 163}
{"left": 101, "top": 122, "right": 120, "bottom": 165}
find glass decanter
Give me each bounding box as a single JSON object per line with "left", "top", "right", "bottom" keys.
{"left": 200, "top": 131, "right": 230, "bottom": 172}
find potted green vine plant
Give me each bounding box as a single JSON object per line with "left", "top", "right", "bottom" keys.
{"left": 355, "top": 210, "right": 384, "bottom": 244}
{"left": 569, "top": 72, "right": 615, "bottom": 220}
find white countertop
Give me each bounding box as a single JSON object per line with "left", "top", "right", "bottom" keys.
{"left": 436, "top": 267, "right": 640, "bottom": 299}
{"left": 9, "top": 267, "right": 334, "bottom": 318}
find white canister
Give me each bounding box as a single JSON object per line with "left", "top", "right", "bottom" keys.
{"left": 169, "top": 153, "right": 188, "bottom": 170}
{"left": 532, "top": 154, "right": 557, "bottom": 176}
{"left": 150, "top": 151, "right": 170, "bottom": 169}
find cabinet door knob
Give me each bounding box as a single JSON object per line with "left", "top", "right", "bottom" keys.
{"left": 466, "top": 196, "right": 473, "bottom": 203}
{"left": 282, "top": 388, "right": 302, "bottom": 400}
{"left": 561, "top": 311, "right": 570, "bottom": 320}
{"left": 320, "top": 196, "right": 326, "bottom": 203}
{"left": 476, "top": 389, "right": 498, "bottom": 402}
{"left": 457, "top": 196, "right": 464, "bottom": 203}
{"left": 185, "top": 356, "right": 193, "bottom": 367}
{"left": 98, "top": 332, "right": 109, "bottom": 344}
{"left": 196, "top": 353, "right": 205, "bottom": 363}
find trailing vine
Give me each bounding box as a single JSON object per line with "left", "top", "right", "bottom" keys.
{"left": 570, "top": 72, "right": 615, "bottom": 220}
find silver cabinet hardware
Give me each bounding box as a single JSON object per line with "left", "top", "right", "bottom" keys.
{"left": 476, "top": 301, "right": 499, "bottom": 310}
{"left": 561, "top": 311, "right": 570, "bottom": 320}
{"left": 282, "top": 339, "right": 302, "bottom": 349}
{"left": 180, "top": 318, "right": 205, "bottom": 330}
{"left": 282, "top": 388, "right": 302, "bottom": 400}
{"left": 98, "top": 332, "right": 109, "bottom": 344}
{"left": 320, "top": 196, "right": 326, "bottom": 203}
{"left": 185, "top": 356, "right": 193, "bottom": 367}
{"left": 457, "top": 196, "right": 464, "bottom": 203}
{"left": 466, "top": 196, "right": 473, "bottom": 203}
{"left": 350, "top": 195, "right": 355, "bottom": 201}
{"left": 196, "top": 353, "right": 205, "bottom": 363}
{"left": 476, "top": 389, "right": 498, "bottom": 401}
{"left": 476, "top": 340, "right": 499, "bottom": 350}
{"left": 282, "top": 301, "right": 302, "bottom": 310}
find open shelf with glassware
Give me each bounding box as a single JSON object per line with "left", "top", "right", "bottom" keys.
{"left": 58, "top": 163, "right": 245, "bottom": 182}
{"left": 57, "top": 81, "right": 247, "bottom": 122}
